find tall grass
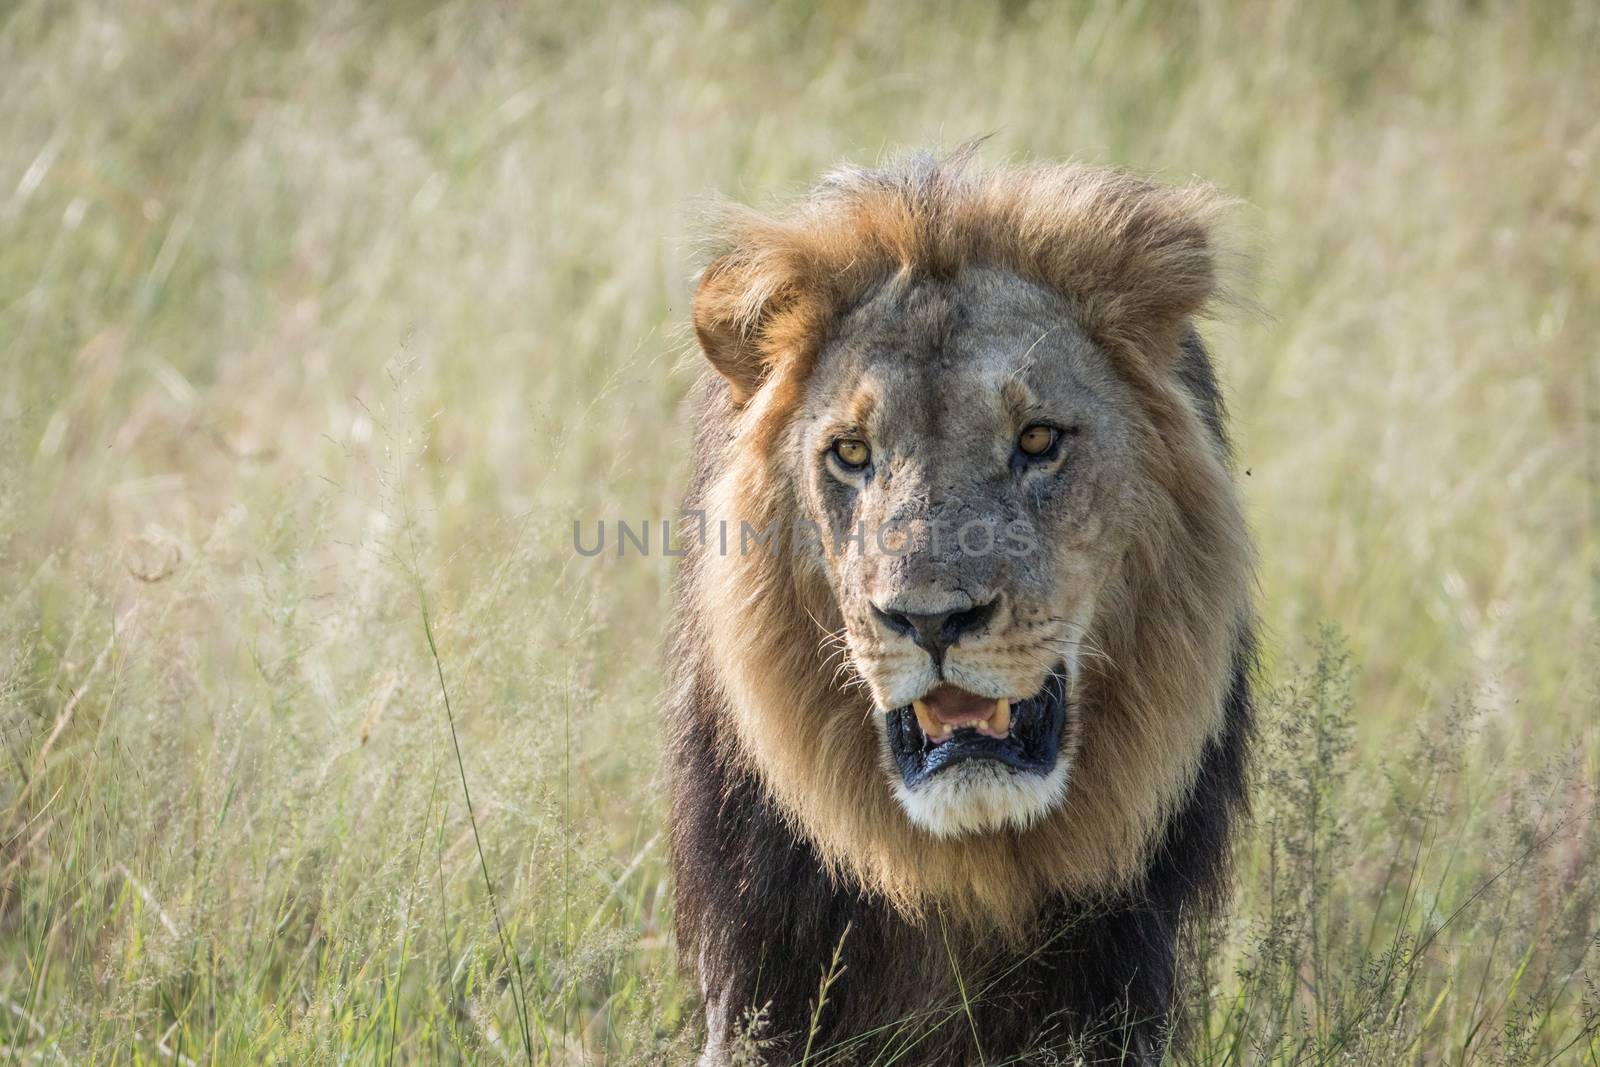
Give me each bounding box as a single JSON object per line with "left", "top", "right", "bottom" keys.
{"left": 1, "top": 0, "right": 1596, "bottom": 1062}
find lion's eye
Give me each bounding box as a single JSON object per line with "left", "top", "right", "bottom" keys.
{"left": 1017, "top": 425, "right": 1058, "bottom": 458}
{"left": 831, "top": 438, "right": 871, "bottom": 470}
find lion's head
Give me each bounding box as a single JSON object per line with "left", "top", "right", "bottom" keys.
{"left": 683, "top": 150, "right": 1252, "bottom": 929}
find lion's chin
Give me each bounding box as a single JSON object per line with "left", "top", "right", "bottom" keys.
{"left": 879, "top": 671, "right": 1071, "bottom": 837}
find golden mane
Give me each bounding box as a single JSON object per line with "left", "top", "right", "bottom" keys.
{"left": 682, "top": 149, "right": 1252, "bottom": 933}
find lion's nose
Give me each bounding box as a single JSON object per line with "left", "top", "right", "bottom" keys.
{"left": 870, "top": 598, "right": 998, "bottom": 666}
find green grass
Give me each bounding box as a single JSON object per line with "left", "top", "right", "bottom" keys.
{"left": 1, "top": 0, "right": 1596, "bottom": 1062}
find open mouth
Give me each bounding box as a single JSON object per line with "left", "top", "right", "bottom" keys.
{"left": 883, "top": 670, "right": 1069, "bottom": 789}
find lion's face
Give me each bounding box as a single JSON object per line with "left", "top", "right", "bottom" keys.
{"left": 784, "top": 268, "right": 1142, "bottom": 836}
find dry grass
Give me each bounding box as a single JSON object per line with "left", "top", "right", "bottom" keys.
{"left": 1, "top": 0, "right": 1596, "bottom": 1062}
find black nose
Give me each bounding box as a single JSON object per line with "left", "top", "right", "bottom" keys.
{"left": 870, "top": 598, "right": 998, "bottom": 665}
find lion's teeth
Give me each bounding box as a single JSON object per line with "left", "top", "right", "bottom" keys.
{"left": 992, "top": 697, "right": 1011, "bottom": 735}
{"left": 912, "top": 698, "right": 943, "bottom": 740}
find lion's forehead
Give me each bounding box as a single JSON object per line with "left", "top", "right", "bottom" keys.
{"left": 811, "top": 269, "right": 1112, "bottom": 442}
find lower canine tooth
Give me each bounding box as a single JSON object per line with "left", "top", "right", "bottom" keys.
{"left": 992, "top": 697, "right": 1011, "bottom": 734}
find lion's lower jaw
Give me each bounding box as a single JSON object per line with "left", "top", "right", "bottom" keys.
{"left": 891, "top": 757, "right": 1072, "bottom": 838}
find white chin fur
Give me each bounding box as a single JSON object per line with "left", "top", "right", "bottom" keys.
{"left": 892, "top": 758, "right": 1071, "bottom": 837}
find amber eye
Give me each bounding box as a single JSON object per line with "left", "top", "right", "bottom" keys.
{"left": 831, "top": 438, "right": 871, "bottom": 470}
{"left": 1017, "top": 424, "right": 1058, "bottom": 457}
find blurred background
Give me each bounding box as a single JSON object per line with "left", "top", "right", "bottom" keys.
{"left": 1, "top": 1, "right": 1596, "bottom": 1062}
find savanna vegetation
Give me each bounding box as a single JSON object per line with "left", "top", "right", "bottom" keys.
{"left": 1, "top": 1, "right": 1596, "bottom": 1062}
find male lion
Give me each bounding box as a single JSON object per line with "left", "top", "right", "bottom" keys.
{"left": 667, "top": 149, "right": 1254, "bottom": 1065}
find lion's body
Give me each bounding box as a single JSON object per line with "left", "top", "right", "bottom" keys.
{"left": 667, "top": 152, "right": 1255, "bottom": 1063}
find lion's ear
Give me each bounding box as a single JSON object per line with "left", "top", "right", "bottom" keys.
{"left": 1113, "top": 200, "right": 1215, "bottom": 341}
{"left": 692, "top": 255, "right": 774, "bottom": 404}
{"left": 1041, "top": 179, "right": 1223, "bottom": 363}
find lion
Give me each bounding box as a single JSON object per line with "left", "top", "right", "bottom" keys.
{"left": 666, "top": 148, "right": 1255, "bottom": 1065}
